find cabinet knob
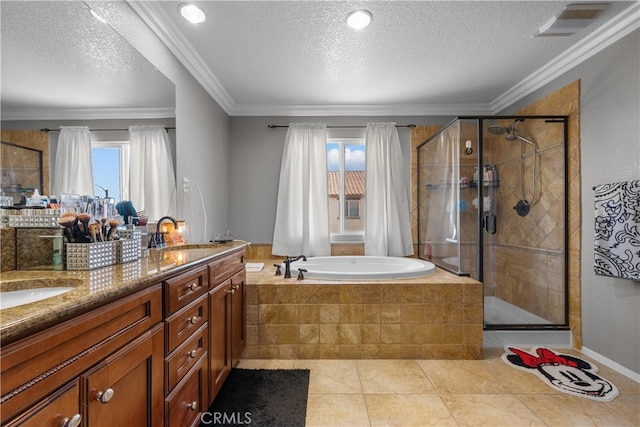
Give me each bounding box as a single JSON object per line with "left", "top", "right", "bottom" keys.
{"left": 188, "top": 316, "right": 199, "bottom": 325}
{"left": 188, "top": 283, "right": 198, "bottom": 292}
{"left": 188, "top": 349, "right": 198, "bottom": 359}
{"left": 186, "top": 401, "right": 198, "bottom": 411}
{"left": 60, "top": 414, "right": 82, "bottom": 427}
{"left": 96, "top": 388, "right": 114, "bottom": 403}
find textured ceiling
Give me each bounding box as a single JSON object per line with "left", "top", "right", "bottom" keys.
{"left": 1, "top": 1, "right": 637, "bottom": 119}
{"left": 0, "top": 1, "right": 175, "bottom": 120}
{"left": 135, "top": 0, "right": 637, "bottom": 115}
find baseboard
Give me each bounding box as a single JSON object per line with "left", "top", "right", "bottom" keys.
{"left": 581, "top": 346, "right": 640, "bottom": 383}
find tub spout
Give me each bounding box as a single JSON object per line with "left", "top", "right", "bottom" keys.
{"left": 283, "top": 255, "right": 307, "bottom": 278}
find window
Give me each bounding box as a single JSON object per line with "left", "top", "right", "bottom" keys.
{"left": 327, "top": 138, "right": 365, "bottom": 241}
{"left": 91, "top": 141, "right": 129, "bottom": 202}
{"left": 345, "top": 199, "right": 360, "bottom": 218}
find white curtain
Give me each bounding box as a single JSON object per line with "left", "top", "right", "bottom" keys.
{"left": 51, "top": 126, "right": 94, "bottom": 197}
{"left": 365, "top": 122, "right": 414, "bottom": 256}
{"left": 272, "top": 123, "right": 331, "bottom": 256}
{"left": 129, "top": 125, "right": 175, "bottom": 221}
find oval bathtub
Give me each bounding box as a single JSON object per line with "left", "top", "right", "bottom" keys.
{"left": 288, "top": 256, "right": 436, "bottom": 280}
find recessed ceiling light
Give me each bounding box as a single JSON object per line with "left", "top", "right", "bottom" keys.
{"left": 179, "top": 4, "right": 206, "bottom": 24}
{"left": 346, "top": 10, "right": 372, "bottom": 30}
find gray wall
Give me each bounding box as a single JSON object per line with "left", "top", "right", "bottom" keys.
{"left": 501, "top": 30, "right": 640, "bottom": 375}
{"left": 228, "top": 116, "right": 450, "bottom": 243}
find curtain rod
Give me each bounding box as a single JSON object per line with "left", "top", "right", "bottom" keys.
{"left": 267, "top": 124, "right": 415, "bottom": 129}
{"left": 40, "top": 127, "right": 176, "bottom": 132}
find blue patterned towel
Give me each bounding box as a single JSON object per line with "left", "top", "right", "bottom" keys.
{"left": 593, "top": 180, "right": 640, "bottom": 280}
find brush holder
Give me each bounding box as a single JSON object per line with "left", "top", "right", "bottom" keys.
{"left": 65, "top": 241, "right": 116, "bottom": 270}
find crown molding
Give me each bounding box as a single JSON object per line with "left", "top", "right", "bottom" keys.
{"left": 0, "top": 107, "right": 176, "bottom": 121}
{"left": 127, "top": 1, "right": 236, "bottom": 115}
{"left": 490, "top": 2, "right": 640, "bottom": 113}
{"left": 230, "top": 103, "right": 492, "bottom": 117}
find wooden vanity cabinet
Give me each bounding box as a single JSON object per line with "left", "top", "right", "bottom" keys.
{"left": 163, "top": 264, "right": 209, "bottom": 427}
{"left": 207, "top": 248, "right": 246, "bottom": 402}
{"left": 1, "top": 284, "right": 164, "bottom": 427}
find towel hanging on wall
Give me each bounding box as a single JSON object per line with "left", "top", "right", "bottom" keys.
{"left": 593, "top": 180, "right": 640, "bottom": 280}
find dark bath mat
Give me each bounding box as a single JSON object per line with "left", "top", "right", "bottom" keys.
{"left": 201, "top": 368, "right": 310, "bottom": 427}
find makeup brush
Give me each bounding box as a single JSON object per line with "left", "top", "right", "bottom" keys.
{"left": 77, "top": 213, "right": 91, "bottom": 234}
{"left": 57, "top": 216, "right": 76, "bottom": 242}
{"left": 88, "top": 223, "right": 98, "bottom": 243}
{"left": 101, "top": 218, "right": 108, "bottom": 240}
{"left": 106, "top": 220, "right": 120, "bottom": 241}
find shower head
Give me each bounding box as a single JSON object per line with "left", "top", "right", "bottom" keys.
{"left": 487, "top": 125, "right": 507, "bottom": 135}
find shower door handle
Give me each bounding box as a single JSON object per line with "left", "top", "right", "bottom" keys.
{"left": 483, "top": 214, "right": 496, "bottom": 234}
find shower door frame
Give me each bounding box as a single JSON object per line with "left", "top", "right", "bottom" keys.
{"left": 417, "top": 115, "right": 570, "bottom": 330}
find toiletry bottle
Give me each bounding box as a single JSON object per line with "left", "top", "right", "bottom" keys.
{"left": 492, "top": 165, "right": 499, "bottom": 185}
{"left": 485, "top": 165, "right": 494, "bottom": 183}
{"left": 53, "top": 235, "right": 63, "bottom": 270}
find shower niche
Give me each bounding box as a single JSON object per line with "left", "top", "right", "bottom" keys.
{"left": 417, "top": 116, "right": 569, "bottom": 329}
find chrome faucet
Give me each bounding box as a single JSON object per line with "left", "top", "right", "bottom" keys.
{"left": 150, "top": 216, "right": 178, "bottom": 248}
{"left": 283, "top": 255, "right": 307, "bottom": 279}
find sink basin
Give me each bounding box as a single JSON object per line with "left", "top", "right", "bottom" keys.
{"left": 0, "top": 278, "right": 82, "bottom": 310}
{"left": 0, "top": 287, "right": 74, "bottom": 310}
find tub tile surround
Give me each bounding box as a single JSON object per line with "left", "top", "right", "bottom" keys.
{"left": 244, "top": 260, "right": 483, "bottom": 360}
{"left": 238, "top": 349, "right": 640, "bottom": 427}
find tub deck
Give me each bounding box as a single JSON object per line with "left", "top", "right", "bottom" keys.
{"left": 243, "top": 259, "right": 483, "bottom": 360}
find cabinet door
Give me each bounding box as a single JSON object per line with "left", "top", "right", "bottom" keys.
{"left": 230, "top": 269, "right": 246, "bottom": 364}
{"left": 208, "top": 280, "right": 232, "bottom": 403}
{"left": 83, "top": 323, "right": 164, "bottom": 427}
{"left": 165, "top": 353, "right": 208, "bottom": 427}
{"left": 4, "top": 380, "right": 81, "bottom": 427}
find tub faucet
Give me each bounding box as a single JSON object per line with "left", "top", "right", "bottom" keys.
{"left": 151, "top": 216, "right": 177, "bottom": 248}
{"left": 283, "top": 255, "right": 307, "bottom": 279}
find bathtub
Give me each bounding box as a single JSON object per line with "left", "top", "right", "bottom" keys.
{"left": 287, "top": 256, "right": 436, "bottom": 280}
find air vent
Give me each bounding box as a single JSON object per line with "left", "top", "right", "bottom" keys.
{"left": 534, "top": 3, "right": 608, "bottom": 37}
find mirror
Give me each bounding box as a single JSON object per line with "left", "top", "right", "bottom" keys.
{"left": 0, "top": 0, "right": 175, "bottom": 202}
{"left": 1, "top": 0, "right": 175, "bottom": 117}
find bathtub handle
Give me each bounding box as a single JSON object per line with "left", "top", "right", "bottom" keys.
{"left": 297, "top": 269, "right": 307, "bottom": 280}
{"left": 273, "top": 264, "right": 282, "bottom": 276}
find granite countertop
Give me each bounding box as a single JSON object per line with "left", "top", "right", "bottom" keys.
{"left": 0, "top": 241, "right": 247, "bottom": 344}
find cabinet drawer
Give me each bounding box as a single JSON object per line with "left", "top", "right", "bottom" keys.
{"left": 208, "top": 249, "right": 245, "bottom": 286}
{"left": 165, "top": 265, "right": 208, "bottom": 315}
{"left": 165, "top": 293, "right": 208, "bottom": 355}
{"left": 165, "top": 323, "right": 208, "bottom": 392}
{"left": 165, "top": 353, "right": 208, "bottom": 427}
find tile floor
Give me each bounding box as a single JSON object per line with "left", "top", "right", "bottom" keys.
{"left": 237, "top": 348, "right": 640, "bottom": 426}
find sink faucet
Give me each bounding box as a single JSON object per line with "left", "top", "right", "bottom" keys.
{"left": 283, "top": 255, "right": 307, "bottom": 279}
{"left": 151, "top": 216, "right": 177, "bottom": 248}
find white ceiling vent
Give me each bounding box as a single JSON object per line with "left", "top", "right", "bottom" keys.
{"left": 534, "top": 3, "right": 609, "bottom": 37}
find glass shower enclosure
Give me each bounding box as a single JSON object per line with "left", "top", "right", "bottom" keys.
{"left": 417, "top": 116, "right": 569, "bottom": 330}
